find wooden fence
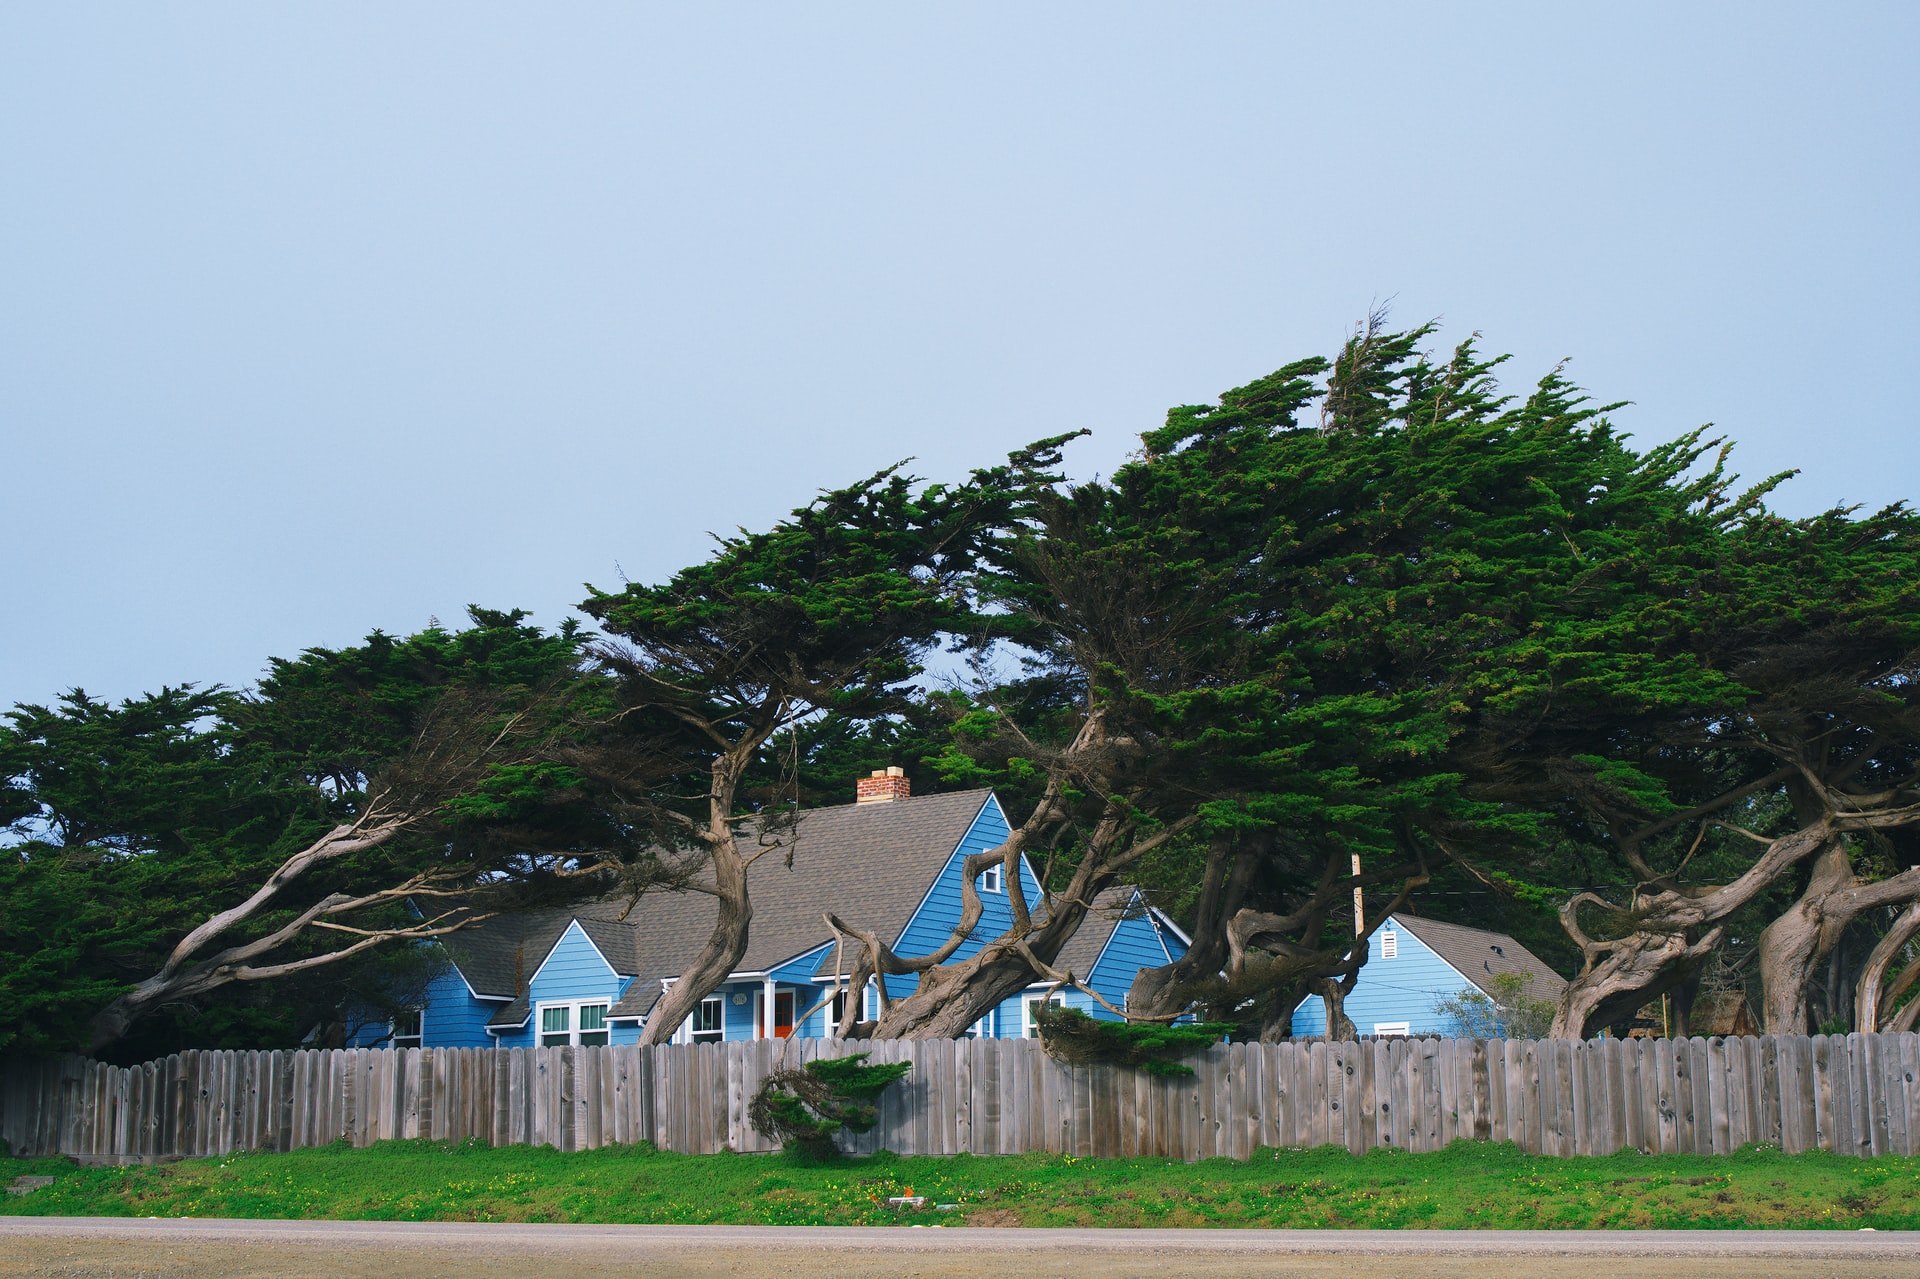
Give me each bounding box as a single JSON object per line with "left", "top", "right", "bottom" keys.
{"left": 6, "top": 1032, "right": 1920, "bottom": 1165}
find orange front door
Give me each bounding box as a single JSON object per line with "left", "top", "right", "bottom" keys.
{"left": 774, "top": 992, "right": 795, "bottom": 1038}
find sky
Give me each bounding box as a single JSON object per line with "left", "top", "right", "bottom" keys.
{"left": 3, "top": 5, "right": 1916, "bottom": 710}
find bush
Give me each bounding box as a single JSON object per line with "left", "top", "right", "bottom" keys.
{"left": 1433, "top": 972, "right": 1556, "bottom": 1039}
{"left": 1033, "top": 1003, "right": 1236, "bottom": 1076}
{"left": 747, "top": 1053, "right": 912, "bottom": 1159}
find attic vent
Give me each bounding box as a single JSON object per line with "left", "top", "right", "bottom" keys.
{"left": 856, "top": 766, "right": 910, "bottom": 804}
{"left": 1380, "top": 930, "right": 1398, "bottom": 959}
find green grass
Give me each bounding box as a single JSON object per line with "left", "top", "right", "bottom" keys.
{"left": 4, "top": 1140, "right": 1916, "bottom": 1229}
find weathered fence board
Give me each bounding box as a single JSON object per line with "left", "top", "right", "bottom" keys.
{"left": 11, "top": 1033, "right": 1920, "bottom": 1164}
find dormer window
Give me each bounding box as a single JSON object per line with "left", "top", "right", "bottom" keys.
{"left": 980, "top": 863, "right": 1003, "bottom": 893}
{"left": 1380, "top": 930, "right": 1398, "bottom": 960}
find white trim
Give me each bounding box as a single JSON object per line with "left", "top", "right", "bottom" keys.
{"left": 1290, "top": 913, "right": 1483, "bottom": 1036}
{"left": 484, "top": 1004, "right": 532, "bottom": 1033}
{"left": 1147, "top": 905, "right": 1192, "bottom": 950}
{"left": 741, "top": 939, "right": 838, "bottom": 986}
{"left": 1385, "top": 913, "right": 1523, "bottom": 999}
{"left": 685, "top": 993, "right": 726, "bottom": 1044}
{"left": 524, "top": 919, "right": 622, "bottom": 989}
{"left": 1022, "top": 991, "right": 1065, "bottom": 1038}
{"left": 1373, "top": 1022, "right": 1411, "bottom": 1037}
{"left": 535, "top": 997, "right": 613, "bottom": 1047}
{"left": 892, "top": 791, "right": 1002, "bottom": 952}
{"left": 390, "top": 1006, "right": 423, "bottom": 1049}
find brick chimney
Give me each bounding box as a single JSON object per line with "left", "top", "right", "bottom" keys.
{"left": 856, "top": 766, "right": 910, "bottom": 804}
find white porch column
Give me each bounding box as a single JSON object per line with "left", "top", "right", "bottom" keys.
{"left": 762, "top": 976, "right": 777, "bottom": 1039}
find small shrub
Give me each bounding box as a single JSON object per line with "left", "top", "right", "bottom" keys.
{"left": 1033, "top": 1004, "right": 1235, "bottom": 1076}
{"left": 1433, "top": 972, "right": 1556, "bottom": 1039}
{"left": 748, "top": 1054, "right": 911, "bottom": 1159}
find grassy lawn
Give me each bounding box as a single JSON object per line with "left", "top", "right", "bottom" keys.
{"left": 5, "top": 1140, "right": 1918, "bottom": 1230}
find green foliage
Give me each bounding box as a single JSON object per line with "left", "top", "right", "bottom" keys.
{"left": 0, "top": 607, "right": 592, "bottom": 1060}
{"left": 747, "top": 1054, "right": 913, "bottom": 1159}
{"left": 1432, "top": 972, "right": 1557, "bottom": 1040}
{"left": 1033, "top": 1004, "right": 1235, "bottom": 1076}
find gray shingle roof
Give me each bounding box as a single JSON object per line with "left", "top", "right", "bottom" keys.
{"left": 439, "top": 789, "right": 995, "bottom": 1025}
{"left": 1392, "top": 913, "right": 1567, "bottom": 999}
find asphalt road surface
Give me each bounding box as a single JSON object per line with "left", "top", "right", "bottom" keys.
{"left": 3, "top": 1218, "right": 1917, "bottom": 1279}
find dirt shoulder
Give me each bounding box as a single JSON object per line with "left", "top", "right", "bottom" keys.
{"left": 4, "top": 1220, "right": 1920, "bottom": 1279}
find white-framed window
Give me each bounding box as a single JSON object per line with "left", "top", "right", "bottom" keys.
{"left": 538, "top": 999, "right": 611, "bottom": 1047}
{"left": 1023, "top": 993, "right": 1064, "bottom": 1038}
{"left": 965, "top": 1009, "right": 995, "bottom": 1038}
{"left": 829, "top": 989, "right": 849, "bottom": 1031}
{"left": 1380, "top": 930, "right": 1398, "bottom": 960}
{"left": 391, "top": 1007, "right": 423, "bottom": 1050}
{"left": 1373, "top": 1022, "right": 1410, "bottom": 1037}
{"left": 979, "top": 863, "right": 1003, "bottom": 893}
{"left": 689, "top": 995, "right": 725, "bottom": 1043}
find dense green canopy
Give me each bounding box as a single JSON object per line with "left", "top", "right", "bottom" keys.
{"left": 5, "top": 323, "right": 1915, "bottom": 1057}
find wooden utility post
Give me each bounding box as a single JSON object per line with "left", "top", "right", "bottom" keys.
{"left": 1352, "top": 853, "right": 1364, "bottom": 936}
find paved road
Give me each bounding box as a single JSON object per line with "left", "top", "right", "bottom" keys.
{"left": 4, "top": 1218, "right": 1918, "bottom": 1279}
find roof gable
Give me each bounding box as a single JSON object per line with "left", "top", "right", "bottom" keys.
{"left": 835, "top": 793, "right": 1034, "bottom": 979}
{"left": 1389, "top": 914, "right": 1567, "bottom": 999}
{"left": 445, "top": 788, "right": 995, "bottom": 1016}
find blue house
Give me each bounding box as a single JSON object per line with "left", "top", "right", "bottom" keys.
{"left": 366, "top": 777, "right": 1188, "bottom": 1049}
{"left": 1289, "top": 912, "right": 1567, "bottom": 1038}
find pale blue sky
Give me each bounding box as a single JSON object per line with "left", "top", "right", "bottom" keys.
{"left": 3, "top": 5, "right": 1915, "bottom": 709}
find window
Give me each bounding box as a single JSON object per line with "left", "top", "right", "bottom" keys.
{"left": 391, "top": 1008, "right": 422, "bottom": 1050}
{"left": 979, "top": 863, "right": 1003, "bottom": 893}
{"left": 965, "top": 1009, "right": 995, "bottom": 1038}
{"left": 579, "top": 1003, "right": 608, "bottom": 1046}
{"left": 1380, "top": 930, "right": 1398, "bottom": 960}
{"left": 829, "top": 989, "right": 849, "bottom": 1032}
{"left": 1373, "top": 1022, "right": 1410, "bottom": 1037}
{"left": 538, "top": 1000, "right": 611, "bottom": 1047}
{"left": 690, "top": 995, "right": 725, "bottom": 1043}
{"left": 1023, "top": 993, "right": 1063, "bottom": 1038}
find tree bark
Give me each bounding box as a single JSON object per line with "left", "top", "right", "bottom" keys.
{"left": 1757, "top": 842, "right": 1920, "bottom": 1034}
{"left": 1125, "top": 829, "right": 1261, "bottom": 1020}
{"left": 635, "top": 745, "right": 761, "bottom": 1047}
{"left": 1855, "top": 899, "right": 1920, "bottom": 1033}
{"left": 86, "top": 813, "right": 438, "bottom": 1053}
{"left": 1551, "top": 820, "right": 1832, "bottom": 1039}
{"left": 1314, "top": 975, "right": 1358, "bottom": 1042}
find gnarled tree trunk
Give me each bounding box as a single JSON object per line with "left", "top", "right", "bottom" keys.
{"left": 1552, "top": 821, "right": 1831, "bottom": 1039}
{"left": 1857, "top": 900, "right": 1920, "bottom": 1033}
{"left": 1125, "top": 829, "right": 1262, "bottom": 1020}
{"left": 1757, "top": 840, "right": 1920, "bottom": 1034}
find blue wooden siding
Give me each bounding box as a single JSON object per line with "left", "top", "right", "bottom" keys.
{"left": 488, "top": 921, "right": 639, "bottom": 1048}
{"left": 422, "top": 967, "right": 501, "bottom": 1048}
{"left": 1083, "top": 893, "right": 1181, "bottom": 1021}
{"left": 346, "top": 949, "right": 501, "bottom": 1049}
{"left": 1289, "top": 914, "right": 1473, "bottom": 1037}
{"left": 885, "top": 795, "right": 1036, "bottom": 1007}
{"left": 425, "top": 791, "right": 1190, "bottom": 1044}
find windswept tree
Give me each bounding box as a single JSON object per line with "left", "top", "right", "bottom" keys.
{"left": 1111, "top": 322, "right": 1731, "bottom": 1040}
{"left": 1540, "top": 502, "right": 1920, "bottom": 1038}
{"left": 577, "top": 450, "right": 1066, "bottom": 1047}
{"left": 0, "top": 609, "right": 607, "bottom": 1058}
